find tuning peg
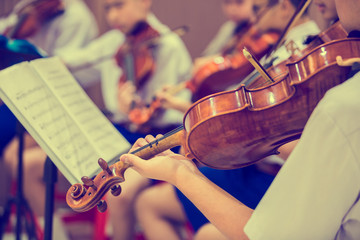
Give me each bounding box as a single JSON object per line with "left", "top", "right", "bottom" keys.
{"left": 97, "top": 200, "right": 107, "bottom": 213}
{"left": 98, "top": 158, "right": 112, "bottom": 175}
{"left": 111, "top": 185, "right": 122, "bottom": 196}
{"left": 81, "top": 176, "right": 97, "bottom": 191}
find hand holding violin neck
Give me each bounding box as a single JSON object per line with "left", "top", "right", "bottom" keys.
{"left": 66, "top": 126, "right": 186, "bottom": 212}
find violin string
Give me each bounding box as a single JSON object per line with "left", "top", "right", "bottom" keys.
{"left": 130, "top": 125, "right": 184, "bottom": 155}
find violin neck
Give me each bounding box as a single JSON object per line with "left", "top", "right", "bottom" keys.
{"left": 123, "top": 53, "right": 136, "bottom": 84}
{"left": 129, "top": 126, "right": 185, "bottom": 160}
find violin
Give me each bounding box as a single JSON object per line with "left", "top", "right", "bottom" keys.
{"left": 115, "top": 21, "right": 160, "bottom": 90}
{"left": 120, "top": 25, "right": 189, "bottom": 126}
{"left": 64, "top": 0, "right": 351, "bottom": 212}
{"left": 4, "top": 0, "right": 64, "bottom": 39}
{"left": 66, "top": 36, "right": 360, "bottom": 213}
{"left": 245, "top": 21, "right": 348, "bottom": 89}
{"left": 185, "top": 38, "right": 360, "bottom": 169}
{"left": 189, "top": 24, "right": 280, "bottom": 102}
{"left": 128, "top": 81, "right": 190, "bottom": 126}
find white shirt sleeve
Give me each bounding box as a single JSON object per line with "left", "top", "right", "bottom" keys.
{"left": 244, "top": 77, "right": 360, "bottom": 240}
{"left": 59, "top": 30, "right": 124, "bottom": 88}
{"left": 51, "top": 0, "right": 98, "bottom": 56}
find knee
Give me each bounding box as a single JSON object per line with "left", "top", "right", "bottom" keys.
{"left": 107, "top": 190, "right": 135, "bottom": 211}
{"left": 194, "top": 223, "right": 228, "bottom": 240}
{"left": 135, "top": 186, "right": 155, "bottom": 218}
{"left": 22, "top": 148, "right": 46, "bottom": 179}
{"left": 107, "top": 183, "right": 149, "bottom": 213}
{"left": 3, "top": 138, "right": 19, "bottom": 177}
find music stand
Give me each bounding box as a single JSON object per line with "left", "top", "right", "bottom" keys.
{"left": 0, "top": 44, "right": 58, "bottom": 240}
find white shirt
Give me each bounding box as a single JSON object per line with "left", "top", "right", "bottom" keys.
{"left": 27, "top": 0, "right": 98, "bottom": 56}
{"left": 244, "top": 72, "right": 360, "bottom": 240}
{"left": 269, "top": 20, "right": 320, "bottom": 65}
{"left": 59, "top": 29, "right": 124, "bottom": 89}
{"left": 61, "top": 14, "right": 192, "bottom": 128}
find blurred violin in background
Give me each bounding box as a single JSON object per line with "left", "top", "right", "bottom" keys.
{"left": 115, "top": 21, "right": 160, "bottom": 90}
{"left": 127, "top": 81, "right": 190, "bottom": 126}
{"left": 245, "top": 21, "right": 348, "bottom": 89}
{"left": 115, "top": 23, "right": 188, "bottom": 126}
{"left": 189, "top": 21, "right": 280, "bottom": 102}
{"left": 4, "top": 0, "right": 65, "bottom": 39}
{"left": 124, "top": 1, "right": 281, "bottom": 127}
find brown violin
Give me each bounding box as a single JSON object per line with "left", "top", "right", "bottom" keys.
{"left": 66, "top": 37, "right": 360, "bottom": 213}
{"left": 245, "top": 21, "right": 348, "bottom": 89}
{"left": 115, "top": 21, "right": 160, "bottom": 90}
{"left": 184, "top": 38, "right": 360, "bottom": 169}
{"left": 128, "top": 81, "right": 190, "bottom": 126}
{"left": 174, "top": 0, "right": 316, "bottom": 101}
{"left": 189, "top": 24, "right": 280, "bottom": 102}
{"left": 120, "top": 25, "right": 189, "bottom": 126}
{"left": 4, "top": 0, "right": 64, "bottom": 39}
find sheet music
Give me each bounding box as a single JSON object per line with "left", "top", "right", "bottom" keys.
{"left": 30, "top": 58, "right": 129, "bottom": 160}
{"left": 0, "top": 57, "right": 130, "bottom": 184}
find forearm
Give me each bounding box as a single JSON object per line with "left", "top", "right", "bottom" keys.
{"left": 169, "top": 99, "right": 192, "bottom": 113}
{"left": 123, "top": 137, "right": 253, "bottom": 239}
{"left": 173, "top": 167, "right": 253, "bottom": 240}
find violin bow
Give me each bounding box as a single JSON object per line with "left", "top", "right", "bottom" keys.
{"left": 243, "top": 47, "right": 274, "bottom": 83}
{"left": 266, "top": 0, "right": 313, "bottom": 59}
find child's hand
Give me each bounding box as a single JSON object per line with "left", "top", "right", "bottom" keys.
{"left": 156, "top": 86, "right": 192, "bottom": 113}
{"left": 120, "top": 134, "right": 198, "bottom": 185}
{"left": 117, "top": 81, "right": 139, "bottom": 114}
{"left": 192, "top": 55, "right": 220, "bottom": 75}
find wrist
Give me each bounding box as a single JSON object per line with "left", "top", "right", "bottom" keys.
{"left": 172, "top": 164, "right": 201, "bottom": 187}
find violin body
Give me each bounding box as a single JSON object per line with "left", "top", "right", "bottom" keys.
{"left": 5, "top": 0, "right": 64, "bottom": 39}
{"left": 190, "top": 27, "right": 280, "bottom": 101}
{"left": 305, "top": 21, "right": 348, "bottom": 50}
{"left": 183, "top": 38, "right": 360, "bottom": 169}
{"left": 115, "top": 22, "right": 160, "bottom": 88}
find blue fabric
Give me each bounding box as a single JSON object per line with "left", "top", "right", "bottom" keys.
{"left": 0, "top": 36, "right": 43, "bottom": 157}
{"left": 0, "top": 105, "right": 17, "bottom": 157}
{"left": 175, "top": 165, "right": 275, "bottom": 231}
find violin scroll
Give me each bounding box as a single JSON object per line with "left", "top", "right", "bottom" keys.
{"left": 66, "top": 127, "right": 186, "bottom": 212}
{"left": 66, "top": 158, "right": 130, "bottom": 212}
